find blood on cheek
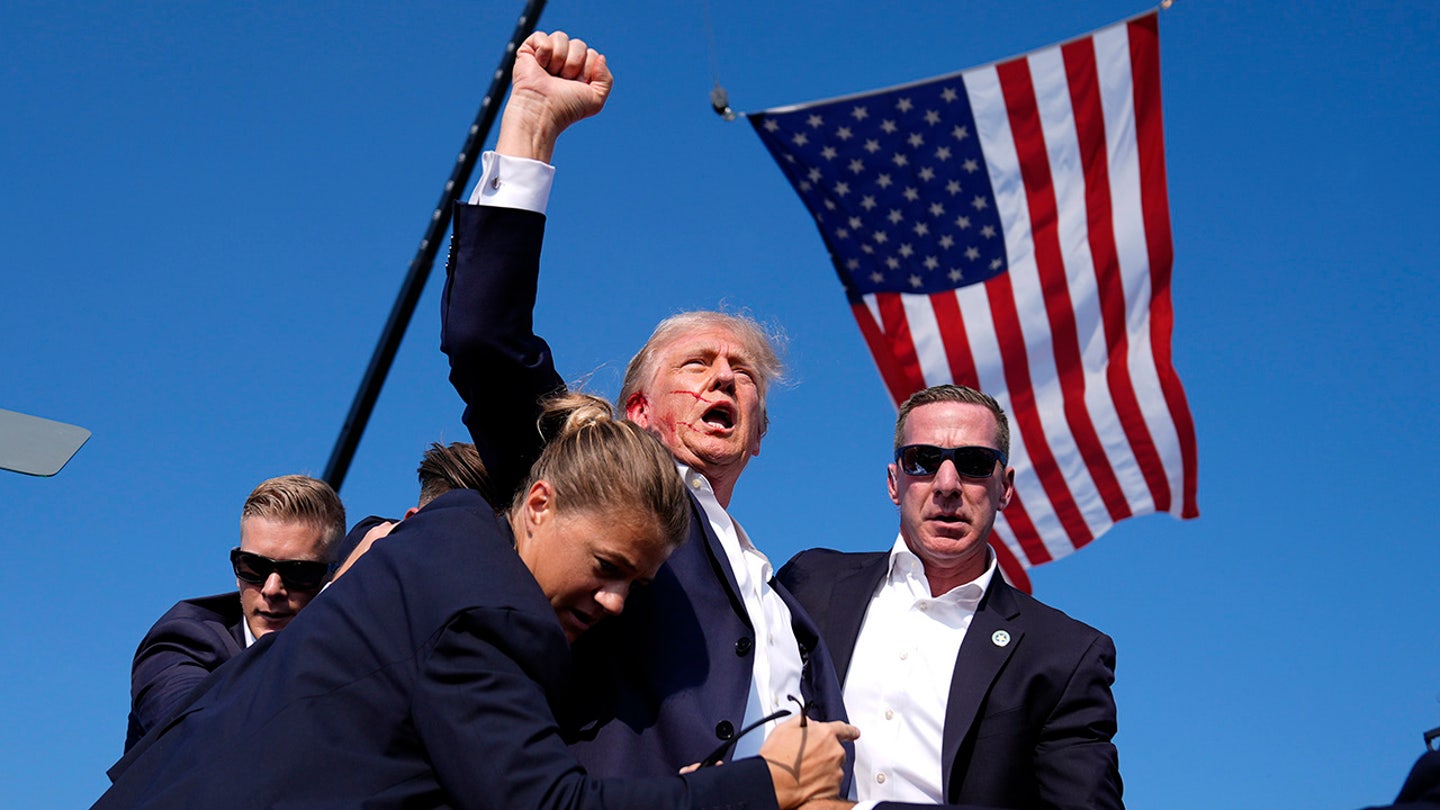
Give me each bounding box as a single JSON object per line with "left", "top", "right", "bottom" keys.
{"left": 666, "top": 390, "right": 726, "bottom": 434}
{"left": 632, "top": 389, "right": 729, "bottom": 437}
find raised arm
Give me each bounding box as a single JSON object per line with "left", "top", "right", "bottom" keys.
{"left": 441, "top": 31, "right": 612, "bottom": 502}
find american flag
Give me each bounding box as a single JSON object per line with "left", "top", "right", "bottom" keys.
{"left": 749, "top": 12, "right": 1197, "bottom": 590}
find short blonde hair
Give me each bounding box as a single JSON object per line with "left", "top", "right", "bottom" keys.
{"left": 241, "top": 475, "right": 346, "bottom": 561}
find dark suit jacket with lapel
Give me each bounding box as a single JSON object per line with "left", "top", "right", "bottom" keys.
{"left": 778, "top": 548, "right": 1123, "bottom": 810}
{"left": 124, "top": 592, "right": 245, "bottom": 752}
{"left": 100, "top": 490, "right": 781, "bottom": 810}
{"left": 442, "top": 202, "right": 849, "bottom": 778}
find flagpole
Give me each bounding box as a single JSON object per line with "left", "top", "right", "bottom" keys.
{"left": 323, "top": 0, "right": 548, "bottom": 491}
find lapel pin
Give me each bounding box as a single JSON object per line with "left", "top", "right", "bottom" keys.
{"left": 991, "top": 630, "right": 1011, "bottom": 647}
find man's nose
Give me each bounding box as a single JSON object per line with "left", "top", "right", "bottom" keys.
{"left": 260, "top": 571, "right": 287, "bottom": 598}
{"left": 933, "top": 459, "right": 964, "bottom": 495}
{"left": 707, "top": 359, "right": 737, "bottom": 393}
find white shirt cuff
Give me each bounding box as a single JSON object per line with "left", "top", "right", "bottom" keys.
{"left": 467, "top": 151, "right": 554, "bottom": 213}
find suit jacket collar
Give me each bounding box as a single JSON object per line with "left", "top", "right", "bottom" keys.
{"left": 820, "top": 553, "right": 890, "bottom": 685}
{"left": 687, "top": 490, "right": 752, "bottom": 629}
{"left": 939, "top": 576, "right": 1023, "bottom": 794}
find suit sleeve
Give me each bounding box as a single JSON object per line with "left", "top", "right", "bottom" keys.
{"left": 441, "top": 203, "right": 567, "bottom": 504}
{"left": 128, "top": 617, "right": 238, "bottom": 747}
{"left": 412, "top": 607, "right": 781, "bottom": 810}
{"left": 1031, "top": 632, "right": 1124, "bottom": 810}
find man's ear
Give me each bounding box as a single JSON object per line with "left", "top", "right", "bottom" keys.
{"left": 403, "top": 506, "right": 421, "bottom": 520}
{"left": 624, "top": 392, "right": 650, "bottom": 428}
{"left": 887, "top": 463, "right": 901, "bottom": 506}
{"left": 998, "top": 467, "right": 1016, "bottom": 510}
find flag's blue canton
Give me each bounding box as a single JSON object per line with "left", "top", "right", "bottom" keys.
{"left": 752, "top": 79, "right": 1007, "bottom": 298}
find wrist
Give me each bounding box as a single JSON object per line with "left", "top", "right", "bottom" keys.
{"left": 494, "top": 96, "right": 560, "bottom": 163}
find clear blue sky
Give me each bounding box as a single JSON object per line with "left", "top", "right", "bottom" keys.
{"left": 3, "top": 2, "right": 1437, "bottom": 807}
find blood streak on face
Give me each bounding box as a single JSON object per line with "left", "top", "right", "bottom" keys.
{"left": 623, "top": 326, "right": 764, "bottom": 505}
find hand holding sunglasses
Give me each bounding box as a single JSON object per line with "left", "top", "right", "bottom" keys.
{"left": 895, "top": 444, "right": 1007, "bottom": 479}
{"left": 230, "top": 548, "right": 330, "bottom": 592}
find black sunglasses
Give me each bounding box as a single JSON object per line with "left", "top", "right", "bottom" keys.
{"left": 230, "top": 548, "right": 330, "bottom": 592}
{"left": 895, "top": 444, "right": 1007, "bottom": 479}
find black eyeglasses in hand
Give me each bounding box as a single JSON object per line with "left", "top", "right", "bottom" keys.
{"left": 698, "top": 694, "right": 811, "bottom": 768}
{"left": 698, "top": 709, "right": 791, "bottom": 768}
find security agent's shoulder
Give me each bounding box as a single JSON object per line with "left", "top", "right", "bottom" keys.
{"left": 132, "top": 593, "right": 244, "bottom": 665}
{"left": 777, "top": 547, "right": 888, "bottom": 595}
{"left": 362, "top": 488, "right": 526, "bottom": 587}
{"left": 992, "top": 579, "right": 1115, "bottom": 658}
{"left": 145, "top": 593, "right": 242, "bottom": 634}
{"left": 379, "top": 488, "right": 509, "bottom": 552}
{"left": 404, "top": 487, "right": 503, "bottom": 524}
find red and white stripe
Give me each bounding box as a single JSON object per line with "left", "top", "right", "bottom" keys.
{"left": 851, "top": 13, "right": 1198, "bottom": 591}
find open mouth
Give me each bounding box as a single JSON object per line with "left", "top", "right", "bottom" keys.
{"left": 701, "top": 403, "right": 736, "bottom": 430}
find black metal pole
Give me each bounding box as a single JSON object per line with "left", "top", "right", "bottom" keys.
{"left": 324, "top": 0, "right": 548, "bottom": 490}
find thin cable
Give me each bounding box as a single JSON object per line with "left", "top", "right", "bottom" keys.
{"left": 700, "top": 0, "right": 736, "bottom": 120}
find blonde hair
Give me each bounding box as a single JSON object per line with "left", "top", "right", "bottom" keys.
{"left": 240, "top": 475, "right": 347, "bottom": 561}
{"left": 515, "top": 393, "right": 690, "bottom": 547}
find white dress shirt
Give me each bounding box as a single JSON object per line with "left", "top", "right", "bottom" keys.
{"left": 681, "top": 464, "right": 805, "bottom": 758}
{"left": 845, "top": 535, "right": 996, "bottom": 805}
{"left": 468, "top": 151, "right": 554, "bottom": 212}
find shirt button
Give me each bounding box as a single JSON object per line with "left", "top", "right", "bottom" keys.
{"left": 899, "top": 650, "right": 909, "bottom": 660}
{"left": 690, "top": 478, "right": 702, "bottom": 489}
{"left": 876, "top": 773, "right": 887, "bottom": 784}
{"left": 918, "top": 601, "right": 929, "bottom": 612}
{"left": 884, "top": 709, "right": 894, "bottom": 720}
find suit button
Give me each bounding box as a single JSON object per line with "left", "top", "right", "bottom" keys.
{"left": 715, "top": 720, "right": 735, "bottom": 740}
{"left": 734, "top": 637, "right": 754, "bottom": 657}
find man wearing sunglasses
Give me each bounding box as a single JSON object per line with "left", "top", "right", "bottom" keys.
{"left": 124, "top": 474, "right": 345, "bottom": 751}
{"left": 778, "top": 385, "right": 1122, "bottom": 810}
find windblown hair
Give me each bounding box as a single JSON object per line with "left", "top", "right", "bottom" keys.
{"left": 240, "top": 475, "right": 347, "bottom": 561}
{"left": 516, "top": 393, "right": 690, "bottom": 548}
{"left": 617, "top": 311, "right": 785, "bottom": 435}
{"left": 894, "top": 384, "right": 1011, "bottom": 457}
{"left": 416, "top": 442, "right": 490, "bottom": 507}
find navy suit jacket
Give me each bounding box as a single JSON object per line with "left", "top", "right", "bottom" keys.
{"left": 99, "top": 490, "right": 780, "bottom": 810}
{"left": 124, "top": 592, "right": 245, "bottom": 751}
{"left": 1363, "top": 750, "right": 1440, "bottom": 810}
{"left": 778, "top": 549, "right": 1123, "bottom": 810}
{"left": 335, "top": 513, "right": 396, "bottom": 565}
{"left": 442, "top": 202, "right": 849, "bottom": 778}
